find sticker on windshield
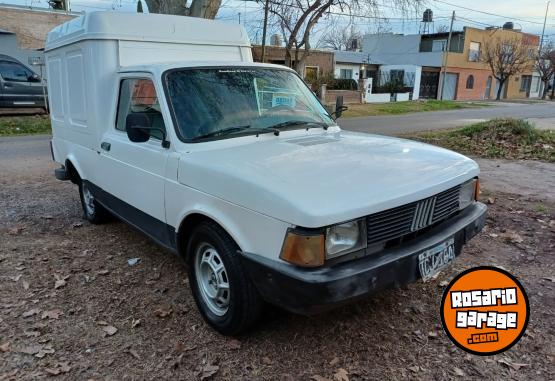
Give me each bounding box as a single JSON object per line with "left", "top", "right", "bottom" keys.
{"left": 272, "top": 94, "right": 296, "bottom": 108}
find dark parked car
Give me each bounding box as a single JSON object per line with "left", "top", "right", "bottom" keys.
{"left": 0, "top": 54, "right": 46, "bottom": 108}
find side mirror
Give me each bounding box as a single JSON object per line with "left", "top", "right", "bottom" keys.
{"left": 28, "top": 73, "right": 41, "bottom": 83}
{"left": 331, "top": 96, "right": 348, "bottom": 120}
{"left": 126, "top": 113, "right": 152, "bottom": 143}
{"left": 125, "top": 113, "right": 170, "bottom": 148}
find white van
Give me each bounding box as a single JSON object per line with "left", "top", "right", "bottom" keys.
{"left": 47, "top": 12, "right": 486, "bottom": 335}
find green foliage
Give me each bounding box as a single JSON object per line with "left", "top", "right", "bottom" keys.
{"left": 344, "top": 100, "right": 487, "bottom": 118}
{"left": 406, "top": 118, "right": 554, "bottom": 162}
{"left": 0, "top": 116, "right": 51, "bottom": 136}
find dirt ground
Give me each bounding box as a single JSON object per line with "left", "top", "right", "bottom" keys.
{"left": 1, "top": 136, "right": 554, "bottom": 380}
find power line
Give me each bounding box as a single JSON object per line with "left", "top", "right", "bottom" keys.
{"left": 432, "top": 0, "right": 555, "bottom": 27}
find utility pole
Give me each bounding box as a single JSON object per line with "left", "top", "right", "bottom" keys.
{"left": 238, "top": 12, "right": 241, "bottom": 24}
{"left": 261, "top": 0, "right": 270, "bottom": 63}
{"left": 539, "top": 1, "right": 550, "bottom": 52}
{"left": 438, "top": 11, "right": 455, "bottom": 100}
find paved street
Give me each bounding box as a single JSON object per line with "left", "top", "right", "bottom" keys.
{"left": 339, "top": 101, "right": 555, "bottom": 134}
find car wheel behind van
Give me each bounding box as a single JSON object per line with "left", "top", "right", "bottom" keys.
{"left": 188, "top": 221, "right": 262, "bottom": 336}
{"left": 79, "top": 181, "right": 109, "bottom": 224}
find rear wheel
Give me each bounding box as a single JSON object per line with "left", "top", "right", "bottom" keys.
{"left": 188, "top": 221, "right": 262, "bottom": 335}
{"left": 79, "top": 181, "right": 109, "bottom": 224}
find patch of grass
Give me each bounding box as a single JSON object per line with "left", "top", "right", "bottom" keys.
{"left": 0, "top": 115, "right": 51, "bottom": 136}
{"left": 403, "top": 118, "right": 555, "bottom": 162}
{"left": 534, "top": 203, "right": 548, "bottom": 214}
{"left": 343, "top": 100, "right": 487, "bottom": 118}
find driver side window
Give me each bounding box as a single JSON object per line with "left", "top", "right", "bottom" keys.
{"left": 0, "top": 60, "right": 33, "bottom": 82}
{"left": 116, "top": 78, "right": 166, "bottom": 140}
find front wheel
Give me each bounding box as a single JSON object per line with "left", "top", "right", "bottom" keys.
{"left": 188, "top": 221, "right": 262, "bottom": 335}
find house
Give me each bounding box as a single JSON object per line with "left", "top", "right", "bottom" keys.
{"left": 0, "top": 4, "right": 78, "bottom": 50}
{"left": 0, "top": 29, "right": 45, "bottom": 77}
{"left": 251, "top": 45, "right": 334, "bottom": 81}
{"left": 333, "top": 51, "right": 380, "bottom": 81}
{"left": 361, "top": 25, "right": 541, "bottom": 101}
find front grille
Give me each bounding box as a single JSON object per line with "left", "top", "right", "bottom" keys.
{"left": 366, "top": 184, "right": 461, "bottom": 245}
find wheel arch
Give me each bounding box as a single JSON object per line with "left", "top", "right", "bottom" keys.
{"left": 64, "top": 156, "right": 83, "bottom": 184}
{"left": 175, "top": 211, "right": 245, "bottom": 261}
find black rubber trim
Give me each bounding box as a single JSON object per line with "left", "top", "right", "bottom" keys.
{"left": 84, "top": 181, "right": 177, "bottom": 254}
{"left": 54, "top": 167, "right": 69, "bottom": 181}
{"left": 240, "top": 202, "right": 487, "bottom": 315}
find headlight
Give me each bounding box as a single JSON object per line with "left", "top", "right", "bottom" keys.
{"left": 325, "top": 218, "right": 367, "bottom": 258}
{"left": 459, "top": 178, "right": 479, "bottom": 210}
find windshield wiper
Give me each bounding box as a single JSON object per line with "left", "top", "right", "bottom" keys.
{"left": 192, "top": 125, "right": 280, "bottom": 141}
{"left": 269, "top": 120, "right": 330, "bottom": 131}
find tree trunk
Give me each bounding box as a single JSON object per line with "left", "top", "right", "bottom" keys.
{"left": 144, "top": 0, "right": 221, "bottom": 19}
{"left": 496, "top": 79, "right": 505, "bottom": 100}
{"left": 189, "top": 0, "right": 221, "bottom": 18}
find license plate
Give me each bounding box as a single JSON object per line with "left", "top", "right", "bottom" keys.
{"left": 418, "top": 238, "right": 455, "bottom": 281}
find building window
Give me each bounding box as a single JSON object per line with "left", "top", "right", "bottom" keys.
{"left": 468, "top": 42, "right": 481, "bottom": 62}
{"left": 304, "top": 66, "right": 319, "bottom": 82}
{"left": 520, "top": 75, "right": 532, "bottom": 92}
{"left": 432, "top": 39, "right": 447, "bottom": 52}
{"left": 390, "top": 70, "right": 405, "bottom": 85}
{"left": 466, "top": 75, "right": 475, "bottom": 89}
{"left": 339, "top": 68, "right": 353, "bottom": 79}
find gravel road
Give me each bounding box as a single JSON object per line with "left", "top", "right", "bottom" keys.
{"left": 1, "top": 135, "right": 554, "bottom": 380}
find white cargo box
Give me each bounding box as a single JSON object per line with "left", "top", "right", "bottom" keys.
{"left": 45, "top": 12, "right": 251, "bottom": 149}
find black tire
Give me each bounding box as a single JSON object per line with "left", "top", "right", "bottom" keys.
{"left": 78, "top": 180, "right": 109, "bottom": 224}
{"left": 187, "top": 221, "right": 262, "bottom": 336}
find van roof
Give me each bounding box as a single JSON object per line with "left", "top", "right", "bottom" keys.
{"left": 118, "top": 61, "right": 296, "bottom": 73}
{"left": 45, "top": 11, "right": 250, "bottom": 51}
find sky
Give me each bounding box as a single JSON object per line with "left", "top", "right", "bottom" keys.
{"left": 3, "top": 0, "right": 555, "bottom": 45}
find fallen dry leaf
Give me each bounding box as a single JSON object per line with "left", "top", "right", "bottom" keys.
{"left": 22, "top": 280, "right": 30, "bottom": 290}
{"left": 497, "top": 358, "right": 530, "bottom": 371}
{"left": 24, "top": 330, "right": 41, "bottom": 338}
{"left": 228, "top": 339, "right": 241, "bottom": 350}
{"left": 54, "top": 274, "right": 69, "bottom": 289}
{"left": 42, "top": 309, "right": 63, "bottom": 320}
{"left": 7, "top": 224, "right": 25, "bottom": 235}
{"left": 499, "top": 231, "right": 524, "bottom": 244}
{"left": 154, "top": 306, "right": 172, "bottom": 318}
{"left": 199, "top": 364, "right": 219, "bottom": 380}
{"left": 428, "top": 331, "right": 438, "bottom": 338}
{"left": 22, "top": 308, "right": 41, "bottom": 318}
{"left": 131, "top": 318, "right": 141, "bottom": 328}
{"left": 18, "top": 345, "right": 42, "bottom": 355}
{"left": 333, "top": 368, "right": 349, "bottom": 381}
{"left": 329, "top": 357, "right": 340, "bottom": 366}
{"left": 97, "top": 269, "right": 110, "bottom": 276}
{"left": 35, "top": 345, "right": 55, "bottom": 358}
{"left": 44, "top": 362, "right": 71, "bottom": 375}
{"left": 453, "top": 367, "right": 464, "bottom": 377}
{"left": 312, "top": 376, "right": 332, "bottom": 381}
{"left": 0, "top": 342, "right": 10, "bottom": 352}
{"left": 487, "top": 197, "right": 495, "bottom": 204}
{"left": 127, "top": 348, "right": 140, "bottom": 360}
{"left": 9, "top": 274, "right": 22, "bottom": 282}
{"left": 102, "top": 325, "right": 118, "bottom": 336}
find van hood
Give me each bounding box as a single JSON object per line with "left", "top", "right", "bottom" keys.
{"left": 177, "top": 130, "right": 479, "bottom": 227}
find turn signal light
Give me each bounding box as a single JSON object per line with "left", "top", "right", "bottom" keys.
{"left": 280, "top": 231, "right": 325, "bottom": 267}
{"left": 475, "top": 178, "right": 480, "bottom": 201}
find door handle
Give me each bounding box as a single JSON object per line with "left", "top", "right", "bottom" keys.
{"left": 100, "top": 142, "right": 111, "bottom": 152}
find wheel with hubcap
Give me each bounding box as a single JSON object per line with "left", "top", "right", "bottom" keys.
{"left": 78, "top": 181, "right": 109, "bottom": 224}
{"left": 188, "top": 221, "right": 262, "bottom": 335}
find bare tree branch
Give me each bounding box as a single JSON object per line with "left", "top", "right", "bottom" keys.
{"left": 534, "top": 42, "right": 555, "bottom": 99}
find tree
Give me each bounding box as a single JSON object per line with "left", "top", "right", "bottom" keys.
{"left": 482, "top": 37, "right": 532, "bottom": 100}
{"left": 48, "top": 0, "right": 66, "bottom": 10}
{"left": 137, "top": 0, "right": 144, "bottom": 13}
{"left": 268, "top": 0, "right": 418, "bottom": 74}
{"left": 144, "top": 0, "right": 222, "bottom": 18}
{"left": 320, "top": 23, "right": 362, "bottom": 51}
{"left": 534, "top": 42, "right": 555, "bottom": 99}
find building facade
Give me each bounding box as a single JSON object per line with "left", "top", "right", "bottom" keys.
{"left": 361, "top": 26, "right": 541, "bottom": 101}
{"left": 251, "top": 45, "right": 334, "bottom": 80}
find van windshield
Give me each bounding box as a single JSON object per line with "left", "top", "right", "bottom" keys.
{"left": 164, "top": 67, "right": 334, "bottom": 142}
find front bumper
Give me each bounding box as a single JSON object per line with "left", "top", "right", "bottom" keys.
{"left": 241, "top": 202, "right": 487, "bottom": 315}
